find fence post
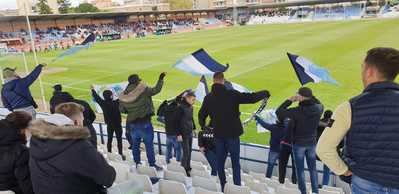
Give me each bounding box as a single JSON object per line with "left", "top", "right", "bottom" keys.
{"left": 157, "top": 132, "right": 162, "bottom": 155}
{"left": 99, "top": 123, "right": 105, "bottom": 145}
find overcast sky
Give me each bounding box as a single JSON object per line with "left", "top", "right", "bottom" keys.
{"left": 0, "top": 0, "right": 99, "bottom": 10}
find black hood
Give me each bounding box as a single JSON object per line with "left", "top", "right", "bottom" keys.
{"left": 211, "top": 83, "right": 227, "bottom": 95}
{"left": 29, "top": 118, "right": 90, "bottom": 161}
{"left": 0, "top": 119, "right": 25, "bottom": 146}
{"left": 299, "top": 98, "right": 323, "bottom": 117}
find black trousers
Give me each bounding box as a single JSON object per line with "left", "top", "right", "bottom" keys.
{"left": 279, "top": 143, "right": 297, "bottom": 184}
{"left": 107, "top": 125, "right": 123, "bottom": 155}
{"left": 181, "top": 134, "right": 193, "bottom": 171}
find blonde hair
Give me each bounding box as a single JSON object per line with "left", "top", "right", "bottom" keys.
{"left": 55, "top": 102, "right": 85, "bottom": 119}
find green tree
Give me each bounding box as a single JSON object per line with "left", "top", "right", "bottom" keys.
{"left": 37, "top": 0, "right": 53, "bottom": 14}
{"left": 57, "top": 0, "right": 71, "bottom": 14}
{"left": 169, "top": 0, "right": 193, "bottom": 10}
{"left": 74, "top": 3, "right": 100, "bottom": 13}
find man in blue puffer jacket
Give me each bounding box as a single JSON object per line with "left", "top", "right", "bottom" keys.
{"left": 1, "top": 64, "right": 44, "bottom": 118}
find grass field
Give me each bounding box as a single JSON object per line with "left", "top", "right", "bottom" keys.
{"left": 2, "top": 18, "right": 399, "bottom": 145}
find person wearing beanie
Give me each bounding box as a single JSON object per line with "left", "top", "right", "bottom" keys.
{"left": 276, "top": 87, "right": 323, "bottom": 194}
{"left": 119, "top": 72, "right": 166, "bottom": 171}
{"left": 1, "top": 64, "right": 45, "bottom": 118}
{"left": 91, "top": 87, "right": 125, "bottom": 160}
{"left": 0, "top": 111, "right": 34, "bottom": 194}
{"left": 49, "top": 84, "right": 74, "bottom": 114}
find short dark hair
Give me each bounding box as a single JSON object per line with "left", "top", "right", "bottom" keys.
{"left": 6, "top": 111, "right": 32, "bottom": 130}
{"left": 213, "top": 72, "right": 224, "bottom": 80}
{"left": 365, "top": 47, "right": 399, "bottom": 81}
{"left": 298, "top": 87, "right": 313, "bottom": 98}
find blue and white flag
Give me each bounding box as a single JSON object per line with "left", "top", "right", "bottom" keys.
{"left": 92, "top": 81, "right": 127, "bottom": 113}
{"left": 52, "top": 33, "right": 95, "bottom": 62}
{"left": 194, "top": 76, "right": 251, "bottom": 103}
{"left": 287, "top": 53, "right": 338, "bottom": 85}
{"left": 174, "top": 49, "right": 229, "bottom": 76}
{"left": 195, "top": 76, "right": 209, "bottom": 103}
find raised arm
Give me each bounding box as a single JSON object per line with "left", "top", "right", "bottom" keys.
{"left": 20, "top": 64, "right": 44, "bottom": 87}
{"left": 235, "top": 90, "right": 270, "bottom": 104}
{"left": 148, "top": 73, "right": 165, "bottom": 96}
{"left": 91, "top": 89, "right": 105, "bottom": 106}
{"left": 276, "top": 99, "right": 294, "bottom": 121}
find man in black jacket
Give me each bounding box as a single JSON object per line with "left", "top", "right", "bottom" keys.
{"left": 276, "top": 87, "right": 323, "bottom": 194}
{"left": 92, "top": 87, "right": 124, "bottom": 159}
{"left": 29, "top": 102, "right": 116, "bottom": 194}
{"left": 198, "top": 72, "right": 270, "bottom": 191}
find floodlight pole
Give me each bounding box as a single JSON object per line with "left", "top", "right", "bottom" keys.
{"left": 24, "top": 3, "right": 48, "bottom": 112}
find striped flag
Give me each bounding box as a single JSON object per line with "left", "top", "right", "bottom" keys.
{"left": 287, "top": 53, "right": 338, "bottom": 85}
{"left": 174, "top": 48, "right": 229, "bottom": 76}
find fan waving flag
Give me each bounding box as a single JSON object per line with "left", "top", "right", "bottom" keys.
{"left": 287, "top": 53, "right": 338, "bottom": 85}
{"left": 174, "top": 48, "right": 229, "bottom": 76}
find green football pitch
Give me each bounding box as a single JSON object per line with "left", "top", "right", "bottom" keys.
{"left": 1, "top": 18, "right": 399, "bottom": 145}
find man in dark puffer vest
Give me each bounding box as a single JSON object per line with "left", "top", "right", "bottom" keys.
{"left": 317, "top": 47, "right": 399, "bottom": 193}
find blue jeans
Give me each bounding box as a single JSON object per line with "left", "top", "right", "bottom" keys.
{"left": 204, "top": 148, "right": 218, "bottom": 176}
{"left": 215, "top": 137, "right": 241, "bottom": 191}
{"left": 352, "top": 175, "right": 399, "bottom": 194}
{"left": 323, "top": 165, "right": 331, "bottom": 186}
{"left": 128, "top": 121, "right": 156, "bottom": 166}
{"left": 266, "top": 151, "right": 279, "bottom": 178}
{"left": 166, "top": 135, "right": 182, "bottom": 163}
{"left": 292, "top": 145, "right": 319, "bottom": 194}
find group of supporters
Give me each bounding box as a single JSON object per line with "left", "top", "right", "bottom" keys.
{"left": 0, "top": 47, "right": 399, "bottom": 194}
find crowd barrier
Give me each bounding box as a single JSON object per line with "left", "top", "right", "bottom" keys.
{"left": 0, "top": 107, "right": 352, "bottom": 192}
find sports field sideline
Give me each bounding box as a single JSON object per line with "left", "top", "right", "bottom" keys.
{"left": 2, "top": 18, "right": 399, "bottom": 145}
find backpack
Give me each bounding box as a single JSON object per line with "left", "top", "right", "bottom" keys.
{"left": 157, "top": 99, "right": 181, "bottom": 133}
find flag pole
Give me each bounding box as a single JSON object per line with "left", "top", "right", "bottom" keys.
{"left": 22, "top": 52, "right": 29, "bottom": 74}
{"left": 24, "top": 3, "right": 48, "bottom": 112}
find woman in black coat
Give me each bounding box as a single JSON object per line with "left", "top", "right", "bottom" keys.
{"left": 0, "top": 111, "right": 34, "bottom": 194}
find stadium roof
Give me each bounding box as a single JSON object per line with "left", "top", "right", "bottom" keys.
{"left": 0, "top": 8, "right": 223, "bottom": 23}
{"left": 249, "top": 0, "right": 365, "bottom": 8}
